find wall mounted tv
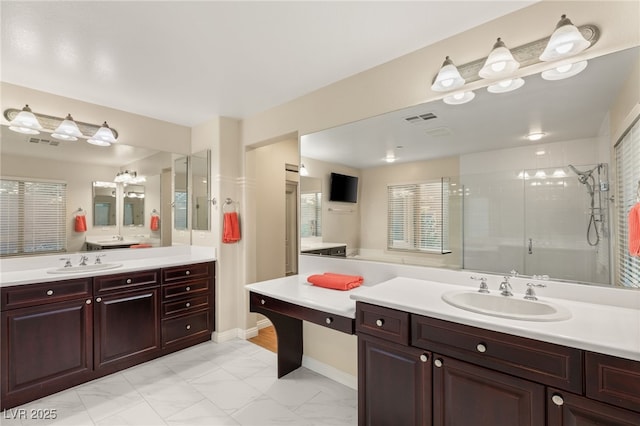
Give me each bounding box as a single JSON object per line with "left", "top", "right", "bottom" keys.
{"left": 329, "top": 172, "right": 359, "bottom": 203}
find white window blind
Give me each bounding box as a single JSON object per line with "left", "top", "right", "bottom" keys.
{"left": 387, "top": 178, "right": 450, "bottom": 254}
{"left": 615, "top": 117, "right": 640, "bottom": 288}
{"left": 0, "top": 179, "right": 67, "bottom": 256}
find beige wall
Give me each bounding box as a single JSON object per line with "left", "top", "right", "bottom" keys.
{"left": 610, "top": 53, "right": 640, "bottom": 143}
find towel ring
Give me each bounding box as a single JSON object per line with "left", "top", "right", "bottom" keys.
{"left": 222, "top": 198, "right": 237, "bottom": 213}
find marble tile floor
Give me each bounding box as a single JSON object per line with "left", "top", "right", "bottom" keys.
{"left": 1, "top": 339, "right": 357, "bottom": 426}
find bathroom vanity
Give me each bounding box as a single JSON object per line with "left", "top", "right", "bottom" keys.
{"left": 0, "top": 247, "right": 215, "bottom": 410}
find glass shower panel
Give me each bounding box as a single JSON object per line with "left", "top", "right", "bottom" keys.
{"left": 523, "top": 165, "right": 610, "bottom": 284}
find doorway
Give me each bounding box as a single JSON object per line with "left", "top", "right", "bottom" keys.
{"left": 285, "top": 181, "right": 298, "bottom": 276}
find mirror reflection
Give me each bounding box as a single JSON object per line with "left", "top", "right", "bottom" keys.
{"left": 191, "top": 150, "right": 210, "bottom": 231}
{"left": 300, "top": 176, "right": 322, "bottom": 239}
{"left": 123, "top": 184, "right": 145, "bottom": 227}
{"left": 174, "top": 156, "right": 189, "bottom": 230}
{"left": 300, "top": 47, "right": 639, "bottom": 287}
{"left": 92, "top": 182, "right": 117, "bottom": 227}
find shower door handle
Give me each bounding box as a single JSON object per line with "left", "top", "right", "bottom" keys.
{"left": 528, "top": 238, "right": 533, "bottom": 254}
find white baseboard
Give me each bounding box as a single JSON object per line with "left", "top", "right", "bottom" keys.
{"left": 213, "top": 328, "right": 241, "bottom": 343}
{"left": 257, "top": 318, "right": 272, "bottom": 329}
{"left": 302, "top": 355, "right": 357, "bottom": 390}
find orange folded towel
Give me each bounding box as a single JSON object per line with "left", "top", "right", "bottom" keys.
{"left": 223, "top": 212, "right": 241, "bottom": 243}
{"left": 130, "top": 244, "right": 152, "bottom": 249}
{"left": 307, "top": 272, "right": 364, "bottom": 291}
{"left": 629, "top": 203, "right": 640, "bottom": 256}
{"left": 150, "top": 215, "right": 160, "bottom": 232}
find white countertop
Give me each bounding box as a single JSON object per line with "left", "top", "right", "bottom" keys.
{"left": 246, "top": 274, "right": 368, "bottom": 318}
{"left": 0, "top": 246, "right": 216, "bottom": 288}
{"left": 300, "top": 242, "right": 347, "bottom": 252}
{"left": 350, "top": 277, "right": 640, "bottom": 362}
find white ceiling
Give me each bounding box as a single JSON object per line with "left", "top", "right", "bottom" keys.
{"left": 1, "top": 1, "right": 537, "bottom": 127}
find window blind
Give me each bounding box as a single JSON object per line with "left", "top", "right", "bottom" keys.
{"left": 387, "top": 178, "right": 450, "bottom": 253}
{"left": 0, "top": 179, "right": 67, "bottom": 256}
{"left": 615, "top": 117, "right": 640, "bottom": 288}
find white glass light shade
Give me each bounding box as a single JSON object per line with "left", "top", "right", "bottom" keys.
{"left": 9, "top": 105, "right": 43, "bottom": 134}
{"left": 299, "top": 164, "right": 309, "bottom": 176}
{"left": 52, "top": 114, "right": 83, "bottom": 141}
{"left": 431, "top": 57, "right": 465, "bottom": 92}
{"left": 540, "top": 15, "right": 590, "bottom": 61}
{"left": 541, "top": 60, "right": 588, "bottom": 80}
{"left": 88, "top": 121, "right": 117, "bottom": 146}
{"left": 479, "top": 38, "right": 520, "bottom": 79}
{"left": 487, "top": 78, "right": 524, "bottom": 94}
{"left": 443, "top": 91, "right": 475, "bottom": 105}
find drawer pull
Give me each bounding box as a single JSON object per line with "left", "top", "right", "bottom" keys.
{"left": 420, "top": 354, "right": 429, "bottom": 363}
{"left": 46, "top": 290, "right": 54, "bottom": 296}
{"left": 126, "top": 279, "right": 132, "bottom": 284}
{"left": 186, "top": 286, "right": 191, "bottom": 291}
{"left": 375, "top": 319, "right": 384, "bottom": 327}
{"left": 261, "top": 299, "right": 266, "bottom": 305}
{"left": 325, "top": 317, "right": 333, "bottom": 325}
{"left": 186, "top": 302, "right": 191, "bottom": 308}
{"left": 434, "top": 358, "right": 443, "bottom": 368}
{"left": 476, "top": 343, "right": 487, "bottom": 353}
{"left": 96, "top": 297, "right": 102, "bottom": 303}
{"left": 86, "top": 299, "right": 92, "bottom": 305}
{"left": 186, "top": 324, "right": 191, "bottom": 330}
{"left": 186, "top": 271, "right": 191, "bottom": 275}
{"left": 551, "top": 394, "right": 564, "bottom": 406}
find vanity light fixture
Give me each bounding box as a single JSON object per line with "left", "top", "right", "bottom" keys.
{"left": 8, "top": 105, "right": 43, "bottom": 134}
{"left": 88, "top": 121, "right": 117, "bottom": 146}
{"left": 443, "top": 91, "right": 475, "bottom": 105}
{"left": 526, "top": 132, "right": 546, "bottom": 141}
{"left": 479, "top": 38, "right": 520, "bottom": 79}
{"left": 299, "top": 164, "right": 309, "bottom": 176}
{"left": 114, "top": 170, "right": 133, "bottom": 183}
{"left": 431, "top": 56, "right": 465, "bottom": 92}
{"left": 52, "top": 114, "right": 83, "bottom": 141}
{"left": 541, "top": 60, "right": 588, "bottom": 81}
{"left": 487, "top": 78, "right": 524, "bottom": 94}
{"left": 540, "top": 14, "right": 590, "bottom": 61}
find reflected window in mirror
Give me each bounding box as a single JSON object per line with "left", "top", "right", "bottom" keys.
{"left": 191, "top": 150, "right": 210, "bottom": 231}
{"left": 301, "top": 176, "right": 322, "bottom": 237}
{"left": 174, "top": 156, "right": 188, "bottom": 230}
{"left": 93, "top": 181, "right": 117, "bottom": 227}
{"left": 123, "top": 184, "right": 145, "bottom": 227}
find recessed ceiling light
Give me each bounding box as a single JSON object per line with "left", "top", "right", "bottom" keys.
{"left": 536, "top": 150, "right": 546, "bottom": 156}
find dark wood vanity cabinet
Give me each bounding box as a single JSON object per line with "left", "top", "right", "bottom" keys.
{"left": 356, "top": 302, "right": 640, "bottom": 426}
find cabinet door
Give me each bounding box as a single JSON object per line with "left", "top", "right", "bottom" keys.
{"left": 1, "top": 298, "right": 93, "bottom": 409}
{"left": 358, "top": 333, "right": 431, "bottom": 426}
{"left": 547, "top": 388, "right": 640, "bottom": 426}
{"left": 432, "top": 354, "right": 544, "bottom": 426}
{"left": 94, "top": 287, "right": 161, "bottom": 372}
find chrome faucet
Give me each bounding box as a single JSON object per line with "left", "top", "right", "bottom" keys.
{"left": 470, "top": 276, "right": 489, "bottom": 293}
{"left": 79, "top": 255, "right": 89, "bottom": 266}
{"left": 60, "top": 257, "right": 72, "bottom": 268}
{"left": 499, "top": 276, "right": 513, "bottom": 297}
{"left": 116, "top": 235, "right": 124, "bottom": 241}
{"left": 524, "top": 283, "right": 546, "bottom": 301}
{"left": 94, "top": 254, "right": 105, "bottom": 265}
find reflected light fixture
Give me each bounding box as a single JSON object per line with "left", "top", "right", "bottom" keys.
{"left": 385, "top": 152, "right": 396, "bottom": 163}
{"left": 443, "top": 91, "right": 475, "bottom": 105}
{"left": 299, "top": 163, "right": 309, "bottom": 176}
{"left": 540, "top": 14, "right": 590, "bottom": 61}
{"left": 52, "top": 114, "right": 83, "bottom": 141}
{"left": 526, "top": 132, "right": 546, "bottom": 141}
{"left": 8, "top": 105, "right": 43, "bottom": 134}
{"left": 479, "top": 38, "right": 520, "bottom": 79}
{"left": 88, "top": 121, "right": 117, "bottom": 146}
{"left": 487, "top": 78, "right": 524, "bottom": 93}
{"left": 431, "top": 56, "right": 465, "bottom": 92}
{"left": 541, "top": 60, "right": 588, "bottom": 80}
{"left": 114, "top": 170, "right": 133, "bottom": 183}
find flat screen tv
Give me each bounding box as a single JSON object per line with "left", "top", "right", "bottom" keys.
{"left": 329, "top": 172, "right": 358, "bottom": 203}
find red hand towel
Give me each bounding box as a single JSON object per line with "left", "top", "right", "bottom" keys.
{"left": 307, "top": 273, "right": 364, "bottom": 291}
{"left": 130, "top": 244, "right": 153, "bottom": 249}
{"left": 74, "top": 214, "right": 87, "bottom": 232}
{"left": 629, "top": 203, "right": 640, "bottom": 256}
{"left": 223, "top": 212, "right": 241, "bottom": 243}
{"left": 150, "top": 215, "right": 160, "bottom": 231}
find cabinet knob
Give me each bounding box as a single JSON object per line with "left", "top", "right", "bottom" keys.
{"left": 96, "top": 297, "right": 102, "bottom": 303}
{"left": 186, "top": 271, "right": 190, "bottom": 275}
{"left": 476, "top": 343, "right": 487, "bottom": 353}
{"left": 419, "top": 354, "right": 429, "bottom": 363}
{"left": 375, "top": 319, "right": 384, "bottom": 327}
{"left": 46, "top": 289, "right": 54, "bottom": 296}
{"left": 325, "top": 317, "right": 333, "bottom": 325}
{"left": 186, "top": 286, "right": 191, "bottom": 291}
{"left": 186, "top": 324, "right": 191, "bottom": 330}
{"left": 86, "top": 299, "right": 92, "bottom": 305}
{"left": 126, "top": 279, "right": 132, "bottom": 284}
{"left": 551, "top": 394, "right": 564, "bottom": 406}
{"left": 261, "top": 299, "right": 266, "bottom": 305}
{"left": 434, "top": 358, "right": 443, "bottom": 368}
{"left": 186, "top": 302, "right": 191, "bottom": 308}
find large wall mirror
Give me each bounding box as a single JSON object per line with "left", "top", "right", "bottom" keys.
{"left": 191, "top": 150, "right": 211, "bottom": 231}
{"left": 92, "top": 182, "right": 117, "bottom": 227}
{"left": 300, "top": 47, "right": 639, "bottom": 288}
{"left": 123, "top": 184, "right": 145, "bottom": 227}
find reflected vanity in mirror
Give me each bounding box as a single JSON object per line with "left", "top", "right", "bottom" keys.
{"left": 300, "top": 47, "right": 640, "bottom": 287}
{"left": 92, "top": 181, "right": 117, "bottom": 227}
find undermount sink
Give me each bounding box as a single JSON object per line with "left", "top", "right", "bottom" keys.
{"left": 441, "top": 290, "right": 571, "bottom": 322}
{"left": 47, "top": 263, "right": 123, "bottom": 274}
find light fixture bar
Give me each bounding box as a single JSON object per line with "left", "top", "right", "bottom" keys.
{"left": 453, "top": 24, "right": 599, "bottom": 85}
{"left": 3, "top": 108, "right": 119, "bottom": 139}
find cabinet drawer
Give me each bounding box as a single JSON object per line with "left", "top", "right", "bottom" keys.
{"left": 585, "top": 352, "right": 640, "bottom": 413}
{"left": 411, "top": 315, "right": 583, "bottom": 392}
{"left": 1, "top": 278, "right": 92, "bottom": 310}
{"left": 162, "top": 278, "right": 210, "bottom": 301}
{"left": 163, "top": 295, "right": 209, "bottom": 318}
{"left": 356, "top": 302, "right": 409, "bottom": 345}
{"left": 162, "top": 263, "right": 212, "bottom": 283}
{"left": 94, "top": 270, "right": 159, "bottom": 294}
{"left": 162, "top": 310, "right": 211, "bottom": 347}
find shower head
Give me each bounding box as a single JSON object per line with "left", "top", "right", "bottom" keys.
{"left": 569, "top": 164, "right": 598, "bottom": 184}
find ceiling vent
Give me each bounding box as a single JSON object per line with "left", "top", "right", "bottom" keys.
{"left": 28, "top": 136, "right": 60, "bottom": 146}
{"left": 404, "top": 113, "right": 437, "bottom": 124}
